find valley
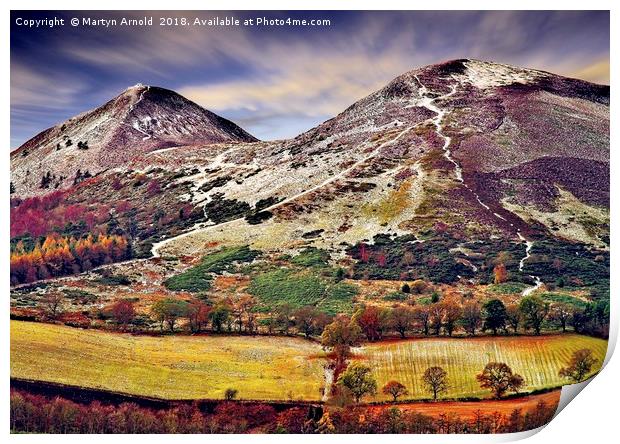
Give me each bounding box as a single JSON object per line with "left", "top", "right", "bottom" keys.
{"left": 9, "top": 58, "right": 610, "bottom": 434}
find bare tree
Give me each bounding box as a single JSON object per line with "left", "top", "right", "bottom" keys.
{"left": 429, "top": 304, "right": 444, "bottom": 336}
{"left": 422, "top": 366, "right": 448, "bottom": 400}
{"left": 41, "top": 293, "right": 64, "bottom": 320}
{"left": 413, "top": 306, "right": 431, "bottom": 336}
{"left": 559, "top": 349, "right": 597, "bottom": 383}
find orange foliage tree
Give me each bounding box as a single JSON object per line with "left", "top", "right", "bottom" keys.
{"left": 10, "top": 233, "right": 129, "bottom": 285}
{"left": 493, "top": 263, "right": 508, "bottom": 284}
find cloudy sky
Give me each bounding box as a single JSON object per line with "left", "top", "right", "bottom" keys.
{"left": 10, "top": 10, "right": 609, "bottom": 148}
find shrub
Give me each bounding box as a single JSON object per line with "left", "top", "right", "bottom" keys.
{"left": 291, "top": 247, "right": 330, "bottom": 268}
{"left": 224, "top": 388, "right": 238, "bottom": 400}
{"left": 164, "top": 246, "right": 259, "bottom": 292}
{"left": 248, "top": 269, "right": 326, "bottom": 310}
{"left": 488, "top": 282, "right": 527, "bottom": 295}
{"left": 384, "top": 291, "right": 408, "bottom": 302}
{"left": 318, "top": 282, "right": 359, "bottom": 315}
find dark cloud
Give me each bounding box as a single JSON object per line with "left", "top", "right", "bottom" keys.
{"left": 10, "top": 10, "right": 609, "bottom": 147}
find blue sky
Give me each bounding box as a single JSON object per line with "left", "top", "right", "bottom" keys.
{"left": 10, "top": 10, "right": 609, "bottom": 148}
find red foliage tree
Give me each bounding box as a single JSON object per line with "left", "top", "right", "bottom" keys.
{"left": 359, "top": 243, "right": 370, "bottom": 263}
{"left": 187, "top": 301, "right": 212, "bottom": 333}
{"left": 376, "top": 251, "right": 387, "bottom": 267}
{"left": 356, "top": 306, "right": 389, "bottom": 341}
{"left": 111, "top": 300, "right": 136, "bottom": 330}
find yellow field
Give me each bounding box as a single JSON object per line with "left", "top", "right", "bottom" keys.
{"left": 10, "top": 321, "right": 325, "bottom": 401}
{"left": 11, "top": 321, "right": 608, "bottom": 403}
{"left": 359, "top": 334, "right": 608, "bottom": 401}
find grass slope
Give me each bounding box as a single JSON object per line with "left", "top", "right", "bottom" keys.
{"left": 164, "top": 246, "right": 259, "bottom": 292}
{"left": 359, "top": 334, "right": 607, "bottom": 401}
{"left": 10, "top": 321, "right": 324, "bottom": 401}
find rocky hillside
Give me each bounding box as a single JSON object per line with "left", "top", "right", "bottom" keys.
{"left": 11, "top": 84, "right": 256, "bottom": 197}
{"left": 11, "top": 59, "right": 609, "bottom": 278}
{"left": 130, "top": 59, "right": 608, "bottom": 259}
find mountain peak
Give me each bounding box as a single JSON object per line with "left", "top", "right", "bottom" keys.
{"left": 11, "top": 85, "right": 257, "bottom": 197}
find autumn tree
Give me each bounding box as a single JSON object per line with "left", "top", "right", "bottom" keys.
{"left": 422, "top": 366, "right": 448, "bottom": 400}
{"left": 493, "top": 263, "right": 508, "bottom": 284}
{"left": 519, "top": 296, "right": 549, "bottom": 335}
{"left": 413, "top": 305, "right": 431, "bottom": 336}
{"left": 111, "top": 299, "right": 135, "bottom": 330}
{"left": 294, "top": 306, "right": 330, "bottom": 338}
{"left": 151, "top": 298, "right": 189, "bottom": 332}
{"left": 375, "top": 251, "right": 387, "bottom": 267}
{"left": 410, "top": 279, "right": 427, "bottom": 294}
{"left": 10, "top": 233, "right": 130, "bottom": 285}
{"left": 476, "top": 362, "right": 524, "bottom": 399}
{"left": 505, "top": 303, "right": 521, "bottom": 334}
{"left": 275, "top": 303, "right": 294, "bottom": 335}
{"left": 187, "top": 301, "right": 212, "bottom": 333}
{"left": 461, "top": 301, "right": 482, "bottom": 336}
{"left": 550, "top": 303, "right": 572, "bottom": 332}
{"left": 482, "top": 299, "right": 507, "bottom": 335}
{"left": 355, "top": 306, "right": 390, "bottom": 341}
{"left": 559, "top": 349, "right": 597, "bottom": 383}
{"left": 337, "top": 362, "right": 377, "bottom": 403}
{"left": 233, "top": 295, "right": 257, "bottom": 333}
{"left": 41, "top": 292, "right": 64, "bottom": 320}
{"left": 441, "top": 300, "right": 462, "bottom": 337}
{"left": 292, "top": 306, "right": 314, "bottom": 337}
{"left": 321, "top": 316, "right": 363, "bottom": 366}
{"left": 390, "top": 306, "right": 415, "bottom": 338}
{"left": 358, "top": 243, "right": 370, "bottom": 263}
{"left": 382, "top": 380, "right": 408, "bottom": 402}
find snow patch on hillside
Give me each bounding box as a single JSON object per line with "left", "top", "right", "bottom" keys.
{"left": 461, "top": 60, "right": 548, "bottom": 89}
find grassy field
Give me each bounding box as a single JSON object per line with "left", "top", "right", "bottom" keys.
{"left": 368, "top": 390, "right": 561, "bottom": 418}
{"left": 359, "top": 334, "right": 608, "bottom": 401}
{"left": 10, "top": 321, "right": 325, "bottom": 401}
{"left": 12, "top": 321, "right": 608, "bottom": 403}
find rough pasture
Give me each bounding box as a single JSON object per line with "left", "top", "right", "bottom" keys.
{"left": 358, "top": 334, "right": 607, "bottom": 400}
{"left": 10, "top": 321, "right": 325, "bottom": 401}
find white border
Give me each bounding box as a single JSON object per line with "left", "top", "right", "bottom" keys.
{"left": 2, "top": 1, "right": 616, "bottom": 442}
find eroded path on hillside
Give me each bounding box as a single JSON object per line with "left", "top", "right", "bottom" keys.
{"left": 152, "top": 121, "right": 418, "bottom": 257}
{"left": 414, "top": 75, "right": 543, "bottom": 293}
